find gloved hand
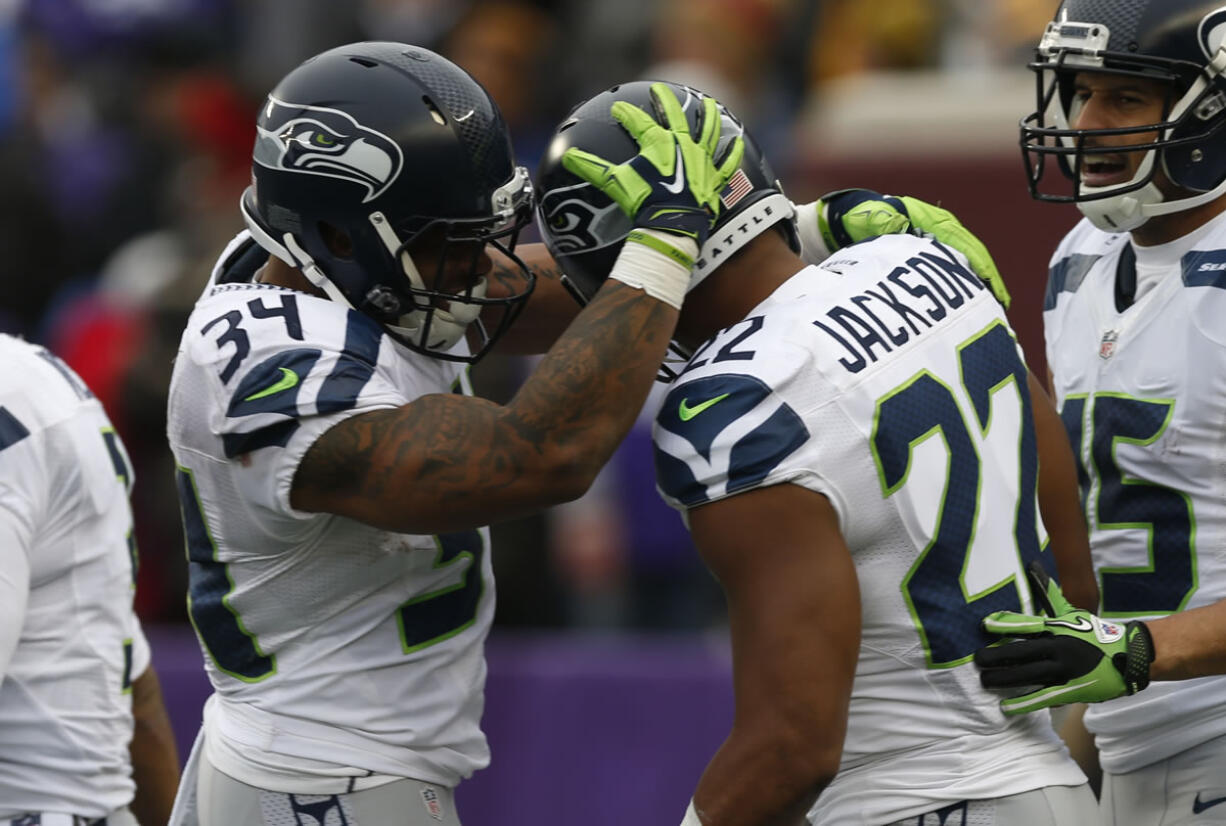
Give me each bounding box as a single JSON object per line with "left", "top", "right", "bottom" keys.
{"left": 796, "top": 188, "right": 1012, "bottom": 309}
{"left": 974, "top": 561, "right": 1154, "bottom": 715}
{"left": 562, "top": 81, "right": 744, "bottom": 257}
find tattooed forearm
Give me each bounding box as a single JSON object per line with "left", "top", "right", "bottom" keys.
{"left": 510, "top": 281, "right": 673, "bottom": 440}
{"left": 529, "top": 260, "right": 563, "bottom": 282}
{"left": 490, "top": 259, "right": 533, "bottom": 295}
{"left": 295, "top": 281, "right": 679, "bottom": 534}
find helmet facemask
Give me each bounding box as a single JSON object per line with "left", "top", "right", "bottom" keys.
{"left": 363, "top": 167, "right": 535, "bottom": 361}
{"left": 244, "top": 165, "right": 536, "bottom": 364}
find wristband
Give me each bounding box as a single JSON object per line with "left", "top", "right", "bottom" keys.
{"left": 792, "top": 200, "right": 833, "bottom": 265}
{"left": 1124, "top": 620, "right": 1155, "bottom": 693}
{"left": 609, "top": 228, "right": 697, "bottom": 310}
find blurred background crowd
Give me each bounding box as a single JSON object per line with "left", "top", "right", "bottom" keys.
{"left": 0, "top": 0, "right": 1074, "bottom": 632}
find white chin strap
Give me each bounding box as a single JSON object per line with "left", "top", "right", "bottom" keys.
{"left": 241, "top": 193, "right": 357, "bottom": 307}
{"left": 1078, "top": 175, "right": 1226, "bottom": 232}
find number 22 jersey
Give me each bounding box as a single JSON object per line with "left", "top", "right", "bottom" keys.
{"left": 166, "top": 232, "right": 494, "bottom": 791}
{"left": 654, "top": 235, "right": 1085, "bottom": 824}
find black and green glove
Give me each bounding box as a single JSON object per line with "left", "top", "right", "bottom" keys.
{"left": 562, "top": 82, "right": 744, "bottom": 263}
{"left": 809, "top": 188, "right": 1012, "bottom": 309}
{"left": 974, "top": 561, "right": 1154, "bottom": 715}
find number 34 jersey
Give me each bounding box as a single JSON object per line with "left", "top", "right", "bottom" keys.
{"left": 1045, "top": 214, "right": 1226, "bottom": 774}
{"left": 654, "top": 235, "right": 1084, "bottom": 825}
{"left": 166, "top": 233, "right": 494, "bottom": 790}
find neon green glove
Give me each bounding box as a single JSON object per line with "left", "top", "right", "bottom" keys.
{"left": 562, "top": 82, "right": 744, "bottom": 260}
{"left": 802, "top": 189, "right": 1012, "bottom": 309}
{"left": 974, "top": 562, "right": 1154, "bottom": 715}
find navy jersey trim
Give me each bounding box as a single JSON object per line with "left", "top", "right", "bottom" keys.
{"left": 218, "top": 236, "right": 271, "bottom": 285}
{"left": 657, "top": 375, "right": 775, "bottom": 461}
{"left": 222, "top": 420, "right": 300, "bottom": 458}
{"left": 655, "top": 373, "right": 809, "bottom": 506}
{"left": 0, "top": 406, "right": 29, "bottom": 451}
{"left": 317, "top": 311, "right": 384, "bottom": 414}
{"left": 726, "top": 404, "right": 809, "bottom": 495}
{"left": 1045, "top": 253, "right": 1102, "bottom": 310}
{"left": 227, "top": 349, "right": 321, "bottom": 419}
{"left": 1182, "top": 249, "right": 1226, "bottom": 289}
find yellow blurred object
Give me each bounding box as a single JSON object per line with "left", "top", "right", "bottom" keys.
{"left": 809, "top": 0, "right": 941, "bottom": 85}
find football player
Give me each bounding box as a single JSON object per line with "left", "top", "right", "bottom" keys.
{"left": 165, "top": 43, "right": 744, "bottom": 825}
{"left": 971, "top": 1, "right": 1226, "bottom": 823}
{"left": 0, "top": 335, "right": 179, "bottom": 825}
{"left": 537, "top": 80, "right": 1100, "bottom": 826}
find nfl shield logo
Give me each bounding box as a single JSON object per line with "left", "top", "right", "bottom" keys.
{"left": 421, "top": 786, "right": 444, "bottom": 821}
{"left": 1099, "top": 330, "right": 1119, "bottom": 360}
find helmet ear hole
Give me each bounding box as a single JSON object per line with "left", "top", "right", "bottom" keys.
{"left": 319, "top": 222, "right": 354, "bottom": 259}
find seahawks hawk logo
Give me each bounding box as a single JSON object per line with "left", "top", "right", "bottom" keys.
{"left": 536, "top": 181, "right": 629, "bottom": 253}
{"left": 253, "top": 96, "right": 403, "bottom": 203}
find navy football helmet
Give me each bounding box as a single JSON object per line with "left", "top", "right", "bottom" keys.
{"left": 241, "top": 42, "right": 534, "bottom": 361}
{"left": 1022, "top": 0, "right": 1226, "bottom": 231}
{"left": 535, "top": 80, "right": 798, "bottom": 307}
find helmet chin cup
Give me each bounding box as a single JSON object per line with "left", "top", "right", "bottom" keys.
{"left": 1076, "top": 181, "right": 1164, "bottom": 232}
{"left": 387, "top": 277, "right": 488, "bottom": 352}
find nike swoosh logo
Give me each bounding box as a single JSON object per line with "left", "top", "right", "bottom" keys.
{"left": 1194, "top": 793, "right": 1226, "bottom": 814}
{"left": 1045, "top": 616, "right": 1095, "bottom": 633}
{"left": 662, "top": 145, "right": 686, "bottom": 194}
{"left": 244, "top": 367, "right": 299, "bottom": 402}
{"left": 1005, "top": 677, "right": 1098, "bottom": 714}
{"left": 679, "top": 393, "right": 730, "bottom": 421}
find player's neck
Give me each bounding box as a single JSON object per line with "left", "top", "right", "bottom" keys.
{"left": 1130, "top": 192, "right": 1226, "bottom": 247}
{"left": 676, "top": 233, "right": 803, "bottom": 349}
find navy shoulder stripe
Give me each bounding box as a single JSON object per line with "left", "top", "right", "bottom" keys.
{"left": 1182, "top": 249, "right": 1226, "bottom": 289}
{"left": 222, "top": 420, "right": 300, "bottom": 458}
{"left": 0, "top": 406, "right": 29, "bottom": 451}
{"left": 227, "top": 349, "right": 321, "bottom": 419}
{"left": 726, "top": 404, "right": 808, "bottom": 496}
{"left": 318, "top": 311, "right": 384, "bottom": 414}
{"left": 655, "top": 373, "right": 808, "bottom": 506}
{"left": 1045, "top": 254, "right": 1101, "bottom": 310}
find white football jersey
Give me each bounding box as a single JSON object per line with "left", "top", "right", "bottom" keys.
{"left": 654, "top": 235, "right": 1085, "bottom": 825}
{"left": 166, "top": 233, "right": 494, "bottom": 790}
{"left": 1045, "top": 212, "right": 1226, "bottom": 774}
{"left": 0, "top": 334, "right": 150, "bottom": 819}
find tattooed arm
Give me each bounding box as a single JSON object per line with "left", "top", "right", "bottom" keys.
{"left": 484, "top": 243, "right": 582, "bottom": 355}
{"left": 291, "top": 279, "right": 677, "bottom": 534}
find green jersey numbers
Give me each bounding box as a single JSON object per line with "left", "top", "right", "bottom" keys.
{"left": 873, "top": 322, "right": 1043, "bottom": 668}
{"left": 1060, "top": 394, "right": 1195, "bottom": 617}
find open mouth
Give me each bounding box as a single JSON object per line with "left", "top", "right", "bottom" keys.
{"left": 1080, "top": 154, "right": 1132, "bottom": 188}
